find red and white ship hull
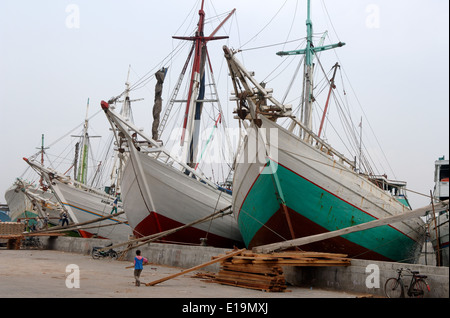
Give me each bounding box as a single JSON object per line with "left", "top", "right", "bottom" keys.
{"left": 121, "top": 150, "right": 243, "bottom": 248}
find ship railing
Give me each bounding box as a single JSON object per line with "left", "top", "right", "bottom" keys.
{"left": 104, "top": 105, "right": 221, "bottom": 191}
{"left": 24, "top": 158, "right": 116, "bottom": 201}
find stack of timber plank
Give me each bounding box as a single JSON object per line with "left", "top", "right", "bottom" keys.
{"left": 212, "top": 249, "right": 351, "bottom": 292}
{"left": 0, "top": 222, "right": 23, "bottom": 236}
{"left": 0, "top": 222, "right": 24, "bottom": 250}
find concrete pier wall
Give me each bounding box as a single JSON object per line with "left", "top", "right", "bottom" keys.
{"left": 41, "top": 236, "right": 228, "bottom": 272}
{"left": 40, "top": 236, "right": 449, "bottom": 297}
{"left": 284, "top": 259, "right": 449, "bottom": 298}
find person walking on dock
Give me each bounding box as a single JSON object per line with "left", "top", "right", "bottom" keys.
{"left": 134, "top": 250, "right": 148, "bottom": 286}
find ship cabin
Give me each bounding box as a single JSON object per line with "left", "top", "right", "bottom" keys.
{"left": 434, "top": 157, "right": 449, "bottom": 202}
{"left": 369, "top": 175, "right": 411, "bottom": 209}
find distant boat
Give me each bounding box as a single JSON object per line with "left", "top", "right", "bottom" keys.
{"left": 22, "top": 96, "right": 133, "bottom": 241}
{"left": 5, "top": 179, "right": 60, "bottom": 225}
{"left": 19, "top": 79, "right": 139, "bottom": 241}
{"left": 24, "top": 157, "right": 131, "bottom": 240}
{"left": 428, "top": 157, "right": 449, "bottom": 266}
{"left": 5, "top": 136, "right": 64, "bottom": 228}
{"left": 0, "top": 204, "right": 10, "bottom": 222}
{"left": 223, "top": 0, "right": 425, "bottom": 262}
{"left": 100, "top": 0, "right": 243, "bottom": 248}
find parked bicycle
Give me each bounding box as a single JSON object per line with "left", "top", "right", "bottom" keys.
{"left": 91, "top": 243, "right": 118, "bottom": 260}
{"left": 384, "top": 268, "right": 430, "bottom": 298}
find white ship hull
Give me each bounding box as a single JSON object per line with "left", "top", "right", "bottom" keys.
{"left": 12, "top": 160, "right": 133, "bottom": 242}
{"left": 53, "top": 180, "right": 132, "bottom": 241}
{"left": 5, "top": 183, "right": 60, "bottom": 225}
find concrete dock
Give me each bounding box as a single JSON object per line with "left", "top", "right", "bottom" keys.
{"left": 1, "top": 236, "right": 448, "bottom": 301}
{"left": 0, "top": 249, "right": 362, "bottom": 299}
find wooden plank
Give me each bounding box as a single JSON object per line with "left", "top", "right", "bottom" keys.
{"left": 284, "top": 263, "right": 350, "bottom": 267}
{"left": 276, "top": 260, "right": 350, "bottom": 266}
{"left": 216, "top": 272, "right": 276, "bottom": 284}
{"left": 107, "top": 206, "right": 232, "bottom": 253}
{"left": 240, "top": 250, "right": 349, "bottom": 260}
{"left": 31, "top": 211, "right": 125, "bottom": 234}
{"left": 270, "top": 251, "right": 349, "bottom": 259}
{"left": 0, "top": 235, "right": 23, "bottom": 239}
{"left": 215, "top": 279, "right": 285, "bottom": 292}
{"left": 215, "top": 277, "right": 283, "bottom": 290}
{"left": 215, "top": 271, "right": 287, "bottom": 291}
{"left": 232, "top": 255, "right": 275, "bottom": 261}
{"left": 23, "top": 232, "right": 66, "bottom": 237}
{"left": 221, "top": 263, "right": 283, "bottom": 275}
{"left": 274, "top": 258, "right": 350, "bottom": 264}
{"left": 124, "top": 262, "right": 155, "bottom": 269}
{"left": 209, "top": 248, "right": 351, "bottom": 293}
{"left": 145, "top": 248, "right": 246, "bottom": 286}
{"left": 253, "top": 200, "right": 449, "bottom": 254}
{"left": 230, "top": 258, "right": 253, "bottom": 264}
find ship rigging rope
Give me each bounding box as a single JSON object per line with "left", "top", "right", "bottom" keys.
{"left": 318, "top": 29, "right": 398, "bottom": 180}
{"left": 238, "top": 203, "right": 302, "bottom": 250}
{"left": 282, "top": 0, "right": 299, "bottom": 52}
{"left": 311, "top": 53, "right": 362, "bottom": 164}
{"left": 238, "top": 0, "right": 289, "bottom": 51}
{"left": 126, "top": 40, "right": 190, "bottom": 93}
{"left": 320, "top": 0, "right": 342, "bottom": 43}
{"left": 121, "top": 1, "right": 199, "bottom": 95}
{"left": 261, "top": 40, "right": 306, "bottom": 84}
{"left": 238, "top": 38, "right": 305, "bottom": 53}
{"left": 116, "top": 4, "right": 236, "bottom": 100}
{"left": 204, "top": 166, "right": 235, "bottom": 241}
{"left": 293, "top": 50, "right": 384, "bottom": 179}
{"left": 234, "top": 0, "right": 397, "bottom": 181}
{"left": 282, "top": 55, "right": 305, "bottom": 105}
{"left": 28, "top": 110, "right": 103, "bottom": 161}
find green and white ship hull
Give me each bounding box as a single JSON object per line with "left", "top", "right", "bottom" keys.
{"left": 233, "top": 116, "right": 425, "bottom": 262}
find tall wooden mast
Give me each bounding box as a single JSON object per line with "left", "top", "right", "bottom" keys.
{"left": 71, "top": 98, "right": 100, "bottom": 185}
{"left": 36, "top": 134, "right": 49, "bottom": 188}
{"left": 173, "top": 0, "right": 235, "bottom": 167}
{"left": 277, "top": 0, "right": 345, "bottom": 140}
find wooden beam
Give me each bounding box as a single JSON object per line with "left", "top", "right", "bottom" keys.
{"left": 253, "top": 200, "right": 449, "bottom": 254}
{"left": 23, "top": 232, "right": 66, "bottom": 237}
{"left": 125, "top": 262, "right": 154, "bottom": 269}
{"left": 145, "top": 248, "right": 246, "bottom": 286}
{"left": 37, "top": 220, "right": 127, "bottom": 235}
{"left": 101, "top": 206, "right": 231, "bottom": 252}
{"left": 31, "top": 211, "right": 125, "bottom": 234}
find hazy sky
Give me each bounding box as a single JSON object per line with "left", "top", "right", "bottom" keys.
{"left": 0, "top": 0, "right": 448, "bottom": 210}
